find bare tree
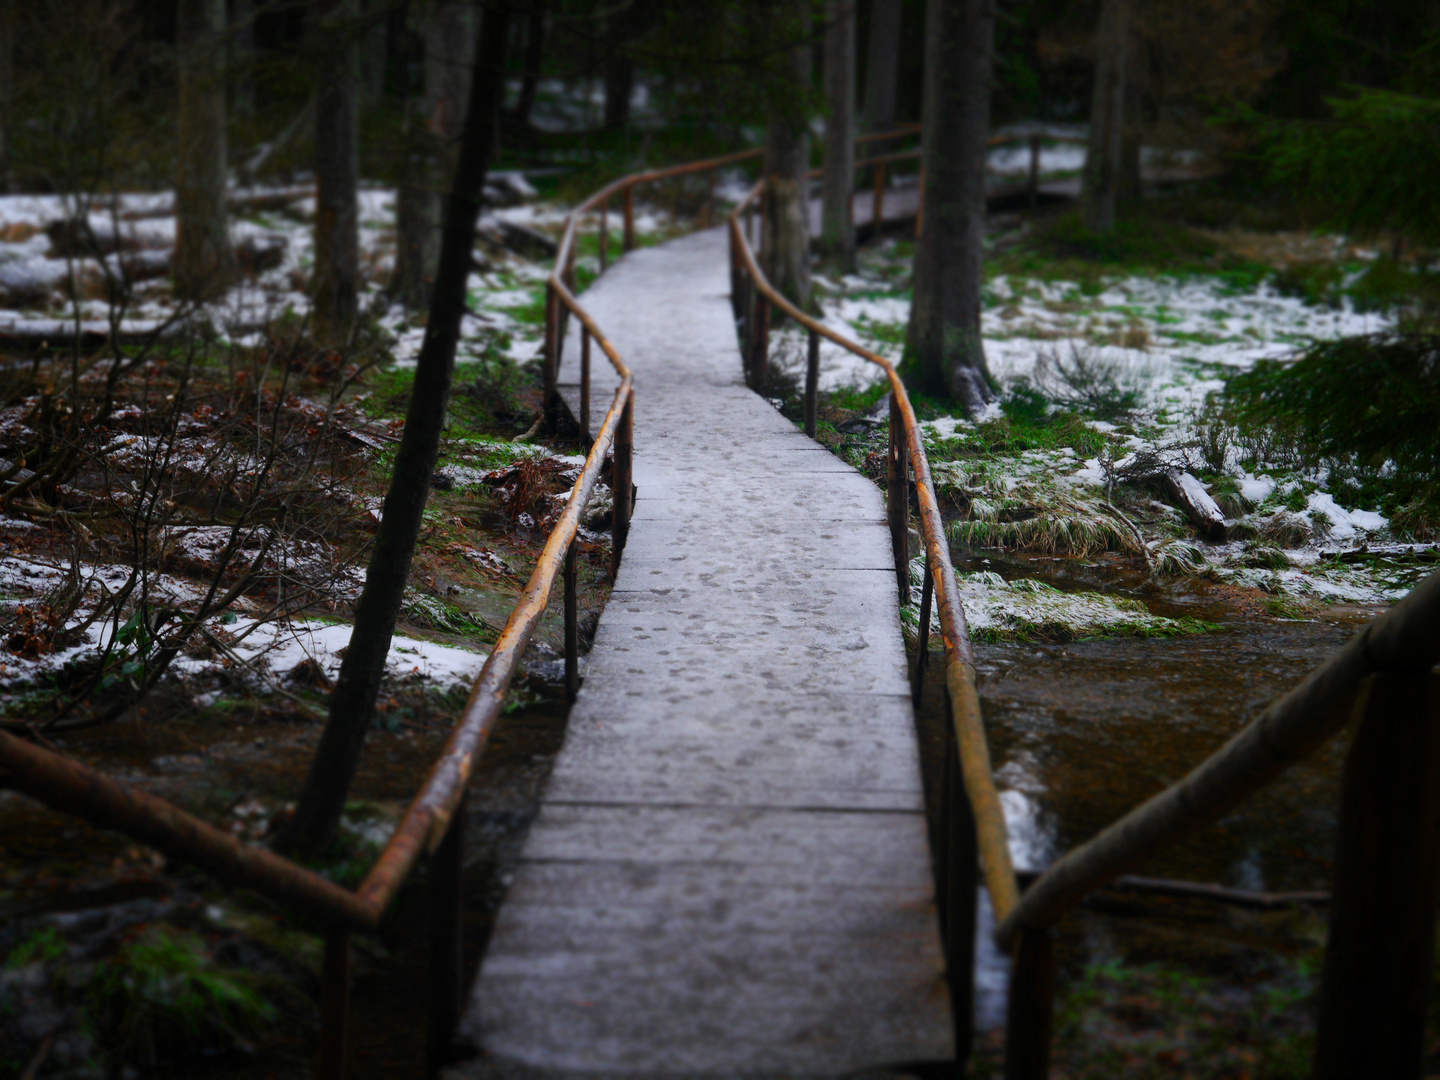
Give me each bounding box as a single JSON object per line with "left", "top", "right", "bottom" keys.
{"left": 820, "top": 0, "right": 856, "bottom": 272}
{"left": 174, "top": 0, "right": 235, "bottom": 301}
{"left": 902, "top": 0, "right": 995, "bottom": 414}
{"left": 0, "top": 0, "right": 13, "bottom": 191}
{"left": 278, "top": 1, "right": 512, "bottom": 857}
{"left": 513, "top": 7, "right": 546, "bottom": 129}
{"left": 864, "top": 0, "right": 901, "bottom": 137}
{"left": 312, "top": 0, "right": 362, "bottom": 344}
{"left": 762, "top": 0, "right": 814, "bottom": 314}
{"left": 1082, "top": 0, "right": 1130, "bottom": 233}
{"left": 390, "top": 1, "right": 477, "bottom": 311}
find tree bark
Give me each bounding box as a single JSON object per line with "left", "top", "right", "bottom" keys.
{"left": 1082, "top": 0, "right": 1130, "bottom": 233}
{"left": 390, "top": 2, "right": 477, "bottom": 311}
{"left": 230, "top": 0, "right": 256, "bottom": 121}
{"left": 902, "top": 0, "right": 995, "bottom": 415}
{"left": 603, "top": 55, "right": 634, "bottom": 130}
{"left": 174, "top": 0, "right": 235, "bottom": 302}
{"left": 0, "top": 0, "right": 13, "bottom": 192}
{"left": 820, "top": 0, "right": 855, "bottom": 272}
{"left": 277, "top": 2, "right": 511, "bottom": 859}
{"left": 761, "top": 0, "right": 813, "bottom": 315}
{"left": 1117, "top": 18, "right": 1145, "bottom": 206}
{"left": 513, "top": 9, "right": 546, "bottom": 128}
{"left": 362, "top": 0, "right": 389, "bottom": 105}
{"left": 312, "top": 0, "right": 361, "bottom": 344}
{"left": 864, "top": 0, "right": 901, "bottom": 135}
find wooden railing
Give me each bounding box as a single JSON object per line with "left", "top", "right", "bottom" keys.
{"left": 729, "top": 157, "right": 1440, "bottom": 1077}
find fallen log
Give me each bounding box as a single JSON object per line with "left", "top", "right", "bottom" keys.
{"left": 1161, "top": 470, "right": 1227, "bottom": 540}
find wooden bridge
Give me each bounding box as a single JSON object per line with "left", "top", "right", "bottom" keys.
{"left": 5, "top": 133, "right": 1440, "bottom": 1080}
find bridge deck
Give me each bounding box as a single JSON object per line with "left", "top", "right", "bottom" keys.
{"left": 458, "top": 226, "right": 951, "bottom": 1075}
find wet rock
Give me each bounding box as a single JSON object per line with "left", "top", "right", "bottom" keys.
{"left": 479, "top": 217, "right": 558, "bottom": 260}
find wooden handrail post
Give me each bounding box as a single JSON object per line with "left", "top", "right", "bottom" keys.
{"left": 804, "top": 328, "right": 819, "bottom": 439}
{"left": 599, "top": 200, "right": 609, "bottom": 273}
{"left": 873, "top": 161, "right": 886, "bottom": 230}
{"left": 564, "top": 540, "right": 579, "bottom": 702}
{"left": 318, "top": 931, "right": 351, "bottom": 1080}
{"left": 1027, "top": 134, "right": 1041, "bottom": 209}
{"left": 543, "top": 281, "right": 558, "bottom": 419}
{"left": 914, "top": 561, "right": 933, "bottom": 700}
{"left": 611, "top": 394, "right": 634, "bottom": 576}
{"left": 704, "top": 167, "right": 715, "bottom": 228}
{"left": 1312, "top": 671, "right": 1440, "bottom": 1079}
{"left": 750, "top": 294, "right": 770, "bottom": 392}
{"left": 939, "top": 718, "right": 978, "bottom": 1065}
{"left": 580, "top": 327, "right": 592, "bottom": 445}
{"left": 1004, "top": 927, "right": 1056, "bottom": 1080}
{"left": 887, "top": 393, "right": 909, "bottom": 607}
{"left": 622, "top": 186, "right": 635, "bottom": 252}
{"left": 426, "top": 796, "right": 467, "bottom": 1075}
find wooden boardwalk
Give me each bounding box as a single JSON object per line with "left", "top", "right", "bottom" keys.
{"left": 456, "top": 226, "right": 951, "bottom": 1075}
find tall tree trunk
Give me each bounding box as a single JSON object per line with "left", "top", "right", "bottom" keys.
{"left": 1118, "top": 19, "right": 1145, "bottom": 206}
{"left": 0, "top": 0, "right": 13, "bottom": 192}
{"left": 362, "top": 0, "right": 389, "bottom": 105}
{"left": 603, "top": 55, "right": 634, "bottom": 130}
{"left": 174, "top": 0, "right": 235, "bottom": 302}
{"left": 762, "top": 0, "right": 813, "bottom": 315}
{"left": 230, "top": 0, "right": 255, "bottom": 121}
{"left": 514, "top": 10, "right": 546, "bottom": 128}
{"left": 277, "top": 2, "right": 511, "bottom": 859}
{"left": 389, "top": 2, "right": 476, "bottom": 310}
{"left": 902, "top": 0, "right": 995, "bottom": 415}
{"left": 1082, "top": 0, "right": 1129, "bottom": 233}
{"left": 820, "top": 0, "right": 856, "bottom": 272}
{"left": 312, "top": 0, "right": 361, "bottom": 344}
{"left": 864, "top": 0, "right": 901, "bottom": 135}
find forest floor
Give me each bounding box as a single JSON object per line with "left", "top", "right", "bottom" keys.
{"left": 1, "top": 162, "right": 1438, "bottom": 1078}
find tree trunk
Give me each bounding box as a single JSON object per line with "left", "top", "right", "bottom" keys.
{"left": 230, "top": 0, "right": 255, "bottom": 120}
{"left": 820, "top": 0, "right": 855, "bottom": 272}
{"left": 864, "top": 0, "right": 901, "bottom": 135}
{"left": 311, "top": 0, "right": 361, "bottom": 344}
{"left": 1118, "top": 18, "right": 1145, "bottom": 206}
{"left": 762, "top": 0, "right": 813, "bottom": 315}
{"left": 902, "top": 0, "right": 995, "bottom": 415}
{"left": 174, "top": 0, "right": 234, "bottom": 302}
{"left": 0, "top": 0, "right": 13, "bottom": 192}
{"left": 389, "top": 2, "right": 477, "bottom": 311}
{"left": 514, "top": 10, "right": 546, "bottom": 128}
{"left": 1082, "top": 0, "right": 1129, "bottom": 233}
{"left": 362, "top": 0, "right": 389, "bottom": 105}
{"left": 603, "top": 57, "right": 633, "bottom": 130}
{"left": 277, "top": 2, "right": 512, "bottom": 859}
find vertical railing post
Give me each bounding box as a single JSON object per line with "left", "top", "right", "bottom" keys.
{"left": 599, "top": 200, "right": 609, "bottom": 273}
{"left": 564, "top": 540, "right": 579, "bottom": 702}
{"left": 1312, "top": 671, "right": 1440, "bottom": 1079}
{"left": 622, "top": 186, "right": 635, "bottom": 252}
{"left": 887, "top": 393, "right": 909, "bottom": 607}
{"left": 873, "top": 160, "right": 886, "bottom": 230}
{"left": 750, "top": 294, "right": 770, "bottom": 393}
{"left": 804, "top": 328, "right": 820, "bottom": 439}
{"left": 1004, "top": 927, "right": 1056, "bottom": 1080}
{"left": 611, "top": 393, "right": 634, "bottom": 576}
{"left": 580, "top": 327, "right": 592, "bottom": 445}
{"left": 426, "top": 796, "right": 466, "bottom": 1076}
{"left": 914, "top": 560, "right": 933, "bottom": 700}
{"left": 938, "top": 707, "right": 978, "bottom": 1066}
{"left": 318, "top": 931, "right": 350, "bottom": 1080}
{"left": 745, "top": 201, "right": 756, "bottom": 250}
{"left": 543, "top": 280, "right": 558, "bottom": 419}
{"left": 704, "top": 167, "right": 715, "bottom": 228}
{"left": 1027, "top": 134, "right": 1041, "bottom": 209}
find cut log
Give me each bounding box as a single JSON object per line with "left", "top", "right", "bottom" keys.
{"left": 1162, "top": 470, "right": 1226, "bottom": 540}
{"left": 478, "top": 216, "right": 558, "bottom": 260}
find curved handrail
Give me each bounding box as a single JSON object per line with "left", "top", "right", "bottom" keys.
{"left": 726, "top": 179, "right": 1022, "bottom": 927}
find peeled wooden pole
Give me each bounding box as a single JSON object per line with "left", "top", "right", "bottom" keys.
{"left": 804, "top": 328, "right": 820, "bottom": 438}
{"left": 887, "top": 393, "right": 909, "bottom": 607}
{"left": 1312, "top": 672, "right": 1440, "bottom": 1079}
{"left": 996, "top": 570, "right": 1440, "bottom": 951}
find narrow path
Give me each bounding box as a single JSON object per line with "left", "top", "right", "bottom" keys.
{"left": 458, "top": 229, "right": 951, "bottom": 1075}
